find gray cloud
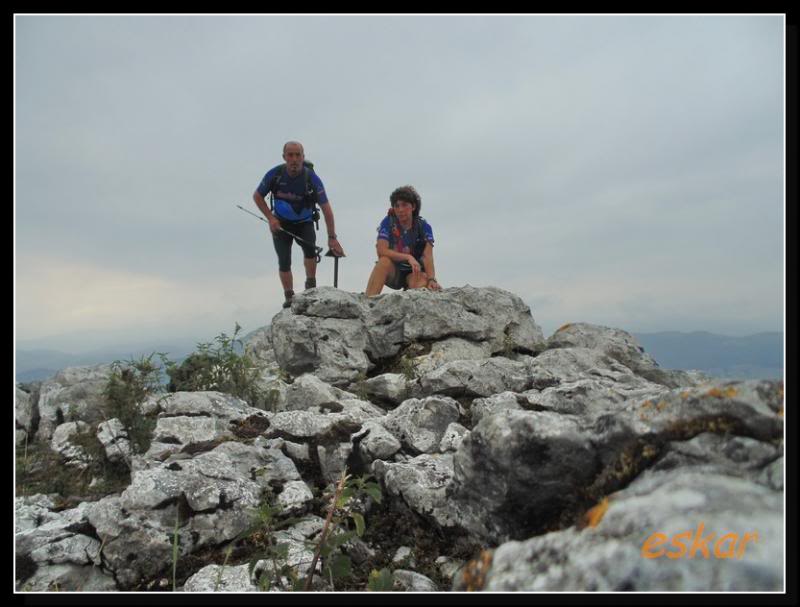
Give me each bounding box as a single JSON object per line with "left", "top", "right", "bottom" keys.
{"left": 15, "top": 14, "right": 784, "bottom": 350}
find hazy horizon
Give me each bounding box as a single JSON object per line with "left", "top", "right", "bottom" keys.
{"left": 15, "top": 14, "right": 785, "bottom": 353}
{"left": 14, "top": 321, "right": 784, "bottom": 357}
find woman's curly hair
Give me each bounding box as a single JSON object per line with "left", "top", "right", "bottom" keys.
{"left": 389, "top": 185, "right": 422, "bottom": 218}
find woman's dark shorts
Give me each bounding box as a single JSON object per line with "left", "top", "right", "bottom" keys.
{"left": 272, "top": 219, "right": 317, "bottom": 272}
{"left": 384, "top": 259, "right": 425, "bottom": 290}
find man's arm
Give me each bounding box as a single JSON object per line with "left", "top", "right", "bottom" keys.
{"left": 253, "top": 191, "right": 281, "bottom": 233}
{"left": 320, "top": 202, "right": 344, "bottom": 256}
{"left": 253, "top": 167, "right": 281, "bottom": 233}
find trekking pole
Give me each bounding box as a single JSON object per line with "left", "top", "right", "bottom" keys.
{"left": 324, "top": 249, "right": 345, "bottom": 288}
{"left": 236, "top": 204, "right": 323, "bottom": 262}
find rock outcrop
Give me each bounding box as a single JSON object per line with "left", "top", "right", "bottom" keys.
{"left": 15, "top": 287, "right": 783, "bottom": 592}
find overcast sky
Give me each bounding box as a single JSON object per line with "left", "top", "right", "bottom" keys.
{"left": 14, "top": 14, "right": 785, "bottom": 353}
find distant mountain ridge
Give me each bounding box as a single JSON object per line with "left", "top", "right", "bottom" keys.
{"left": 15, "top": 329, "right": 783, "bottom": 384}
{"left": 632, "top": 331, "right": 783, "bottom": 380}
{"left": 15, "top": 343, "right": 197, "bottom": 384}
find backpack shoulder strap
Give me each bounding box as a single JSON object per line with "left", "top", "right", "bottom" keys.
{"left": 415, "top": 217, "right": 427, "bottom": 241}
{"left": 387, "top": 212, "right": 399, "bottom": 248}
{"left": 269, "top": 164, "right": 286, "bottom": 194}
{"left": 302, "top": 164, "right": 319, "bottom": 209}
{"left": 412, "top": 217, "right": 429, "bottom": 257}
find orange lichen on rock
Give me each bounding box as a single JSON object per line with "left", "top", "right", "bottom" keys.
{"left": 556, "top": 323, "right": 573, "bottom": 333}
{"left": 707, "top": 386, "right": 738, "bottom": 399}
{"left": 583, "top": 497, "right": 610, "bottom": 529}
{"left": 460, "top": 549, "right": 494, "bottom": 591}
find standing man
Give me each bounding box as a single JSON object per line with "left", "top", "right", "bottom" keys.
{"left": 253, "top": 141, "right": 345, "bottom": 308}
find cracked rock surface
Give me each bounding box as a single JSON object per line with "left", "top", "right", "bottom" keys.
{"left": 15, "top": 287, "right": 783, "bottom": 592}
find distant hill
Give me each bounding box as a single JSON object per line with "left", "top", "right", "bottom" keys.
{"left": 633, "top": 331, "right": 783, "bottom": 380}
{"left": 15, "top": 343, "right": 198, "bottom": 384}
{"left": 16, "top": 330, "right": 783, "bottom": 384}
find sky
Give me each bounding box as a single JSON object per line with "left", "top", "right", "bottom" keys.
{"left": 14, "top": 14, "right": 785, "bottom": 353}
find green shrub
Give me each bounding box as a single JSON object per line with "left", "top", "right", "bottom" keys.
{"left": 103, "top": 353, "right": 165, "bottom": 455}
{"left": 165, "top": 324, "right": 265, "bottom": 405}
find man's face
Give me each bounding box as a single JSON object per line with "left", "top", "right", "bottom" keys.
{"left": 283, "top": 144, "right": 305, "bottom": 176}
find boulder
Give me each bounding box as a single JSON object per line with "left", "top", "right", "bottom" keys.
{"left": 97, "top": 418, "right": 132, "bottom": 464}
{"left": 382, "top": 396, "right": 462, "bottom": 454}
{"left": 138, "top": 391, "right": 271, "bottom": 467}
{"left": 50, "top": 422, "right": 93, "bottom": 470}
{"left": 417, "top": 357, "right": 533, "bottom": 398}
{"left": 15, "top": 496, "right": 116, "bottom": 591}
{"left": 372, "top": 454, "right": 460, "bottom": 528}
{"left": 471, "top": 470, "right": 783, "bottom": 591}
{"left": 544, "top": 323, "right": 701, "bottom": 388}
{"left": 35, "top": 364, "right": 114, "bottom": 443}
{"left": 16, "top": 387, "right": 36, "bottom": 447}
{"left": 270, "top": 286, "right": 545, "bottom": 387}
{"left": 360, "top": 373, "right": 409, "bottom": 406}
{"left": 81, "top": 439, "right": 305, "bottom": 588}
{"left": 448, "top": 379, "right": 783, "bottom": 543}
{"left": 392, "top": 569, "right": 438, "bottom": 591}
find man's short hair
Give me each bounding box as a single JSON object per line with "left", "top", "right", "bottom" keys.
{"left": 283, "top": 141, "right": 304, "bottom": 154}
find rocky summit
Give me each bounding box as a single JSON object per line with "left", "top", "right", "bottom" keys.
{"left": 15, "top": 286, "right": 784, "bottom": 592}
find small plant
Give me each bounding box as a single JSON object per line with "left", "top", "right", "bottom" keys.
{"left": 104, "top": 353, "right": 166, "bottom": 455}
{"left": 501, "top": 329, "right": 516, "bottom": 358}
{"left": 67, "top": 402, "right": 81, "bottom": 422}
{"left": 396, "top": 353, "right": 418, "bottom": 382}
{"left": 17, "top": 433, "right": 30, "bottom": 495}
{"left": 388, "top": 341, "right": 429, "bottom": 382}
{"left": 262, "top": 387, "right": 281, "bottom": 412}
{"left": 16, "top": 440, "right": 96, "bottom": 498}
{"left": 351, "top": 371, "right": 370, "bottom": 401}
{"left": 367, "top": 568, "right": 394, "bottom": 591}
{"left": 64, "top": 424, "right": 130, "bottom": 496}
{"left": 172, "top": 514, "right": 180, "bottom": 591}
{"left": 239, "top": 492, "right": 306, "bottom": 591}
{"left": 213, "top": 547, "right": 234, "bottom": 592}
{"left": 302, "top": 469, "right": 382, "bottom": 591}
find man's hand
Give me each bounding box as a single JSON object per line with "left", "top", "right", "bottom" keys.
{"left": 329, "top": 236, "right": 345, "bottom": 257}
{"left": 408, "top": 255, "right": 421, "bottom": 275}
{"left": 268, "top": 216, "right": 281, "bottom": 234}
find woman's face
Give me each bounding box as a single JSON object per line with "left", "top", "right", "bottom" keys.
{"left": 393, "top": 199, "right": 415, "bottom": 223}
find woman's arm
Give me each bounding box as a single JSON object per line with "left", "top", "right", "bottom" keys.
{"left": 377, "top": 239, "right": 420, "bottom": 272}
{"left": 421, "top": 243, "right": 440, "bottom": 290}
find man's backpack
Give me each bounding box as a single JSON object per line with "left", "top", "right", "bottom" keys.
{"left": 268, "top": 160, "right": 320, "bottom": 227}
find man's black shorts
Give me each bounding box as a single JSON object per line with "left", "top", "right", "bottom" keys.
{"left": 273, "top": 219, "right": 316, "bottom": 272}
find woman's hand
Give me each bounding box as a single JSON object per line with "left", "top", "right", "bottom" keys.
{"left": 408, "top": 255, "right": 421, "bottom": 275}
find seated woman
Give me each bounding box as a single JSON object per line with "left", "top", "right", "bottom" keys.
{"left": 365, "top": 185, "right": 442, "bottom": 296}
